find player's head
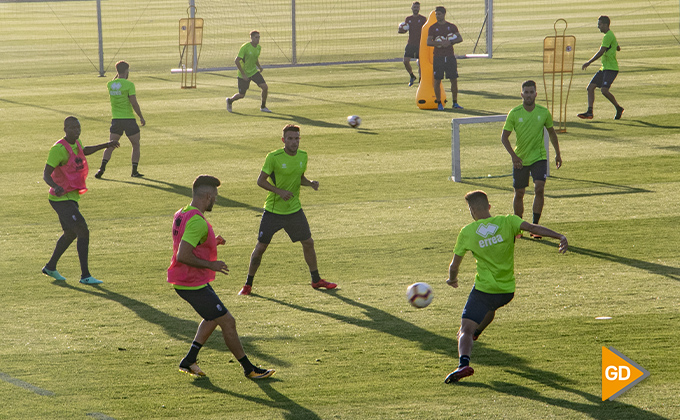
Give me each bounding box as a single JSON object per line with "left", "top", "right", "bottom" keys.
{"left": 411, "top": 2, "right": 420, "bottom": 13}
{"left": 597, "top": 16, "right": 610, "bottom": 32}
{"left": 282, "top": 124, "right": 301, "bottom": 155}
{"left": 250, "top": 30, "right": 261, "bottom": 45}
{"left": 115, "top": 60, "right": 129, "bottom": 78}
{"left": 464, "top": 190, "right": 490, "bottom": 220}
{"left": 521, "top": 80, "right": 537, "bottom": 106}
{"left": 63, "top": 116, "right": 81, "bottom": 140}
{"left": 192, "top": 175, "right": 221, "bottom": 212}
{"left": 435, "top": 6, "right": 446, "bottom": 21}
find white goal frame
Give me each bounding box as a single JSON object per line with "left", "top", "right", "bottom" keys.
{"left": 451, "top": 115, "right": 550, "bottom": 182}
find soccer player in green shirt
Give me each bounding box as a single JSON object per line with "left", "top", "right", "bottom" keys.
{"left": 444, "top": 190, "right": 568, "bottom": 383}
{"left": 578, "top": 15, "right": 624, "bottom": 120}
{"left": 238, "top": 124, "right": 336, "bottom": 295}
{"left": 502, "top": 80, "right": 562, "bottom": 239}
{"left": 42, "top": 116, "right": 119, "bottom": 284}
{"left": 95, "top": 60, "right": 146, "bottom": 179}
{"left": 226, "top": 30, "right": 271, "bottom": 113}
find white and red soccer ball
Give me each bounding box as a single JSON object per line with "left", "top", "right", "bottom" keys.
{"left": 406, "top": 282, "right": 433, "bottom": 308}
{"left": 347, "top": 115, "right": 361, "bottom": 128}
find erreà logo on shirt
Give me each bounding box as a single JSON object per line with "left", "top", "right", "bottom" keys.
{"left": 110, "top": 82, "right": 123, "bottom": 95}
{"left": 476, "top": 223, "right": 503, "bottom": 248}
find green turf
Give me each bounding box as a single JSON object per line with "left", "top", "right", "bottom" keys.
{"left": 1, "top": 1, "right": 679, "bottom": 419}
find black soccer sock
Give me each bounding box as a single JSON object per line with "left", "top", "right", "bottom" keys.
{"left": 181, "top": 341, "right": 203, "bottom": 366}
{"left": 459, "top": 355, "right": 471, "bottom": 367}
{"left": 310, "top": 269, "right": 322, "bottom": 283}
{"left": 587, "top": 107, "right": 593, "bottom": 113}
{"left": 409, "top": 72, "right": 415, "bottom": 77}
{"left": 238, "top": 355, "right": 255, "bottom": 373}
{"left": 132, "top": 162, "right": 139, "bottom": 173}
{"left": 533, "top": 213, "right": 541, "bottom": 224}
{"left": 261, "top": 101, "right": 266, "bottom": 109}
{"left": 99, "top": 158, "right": 109, "bottom": 171}
{"left": 246, "top": 274, "right": 254, "bottom": 286}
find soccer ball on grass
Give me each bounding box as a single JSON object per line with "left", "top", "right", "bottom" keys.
{"left": 347, "top": 115, "right": 361, "bottom": 128}
{"left": 406, "top": 282, "right": 433, "bottom": 308}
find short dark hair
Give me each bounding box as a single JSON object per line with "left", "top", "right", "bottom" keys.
{"left": 64, "top": 116, "right": 79, "bottom": 126}
{"left": 598, "top": 15, "right": 610, "bottom": 25}
{"left": 464, "top": 190, "right": 489, "bottom": 208}
{"left": 412, "top": 1, "right": 420, "bottom": 5}
{"left": 250, "top": 30, "right": 260, "bottom": 37}
{"left": 115, "top": 60, "right": 129, "bottom": 74}
{"left": 192, "top": 175, "right": 221, "bottom": 196}
{"left": 435, "top": 6, "right": 446, "bottom": 14}
{"left": 522, "top": 80, "right": 537, "bottom": 89}
{"left": 282, "top": 124, "right": 300, "bottom": 137}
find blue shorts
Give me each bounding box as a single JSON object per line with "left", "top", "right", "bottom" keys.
{"left": 462, "top": 287, "right": 514, "bottom": 324}
{"left": 513, "top": 159, "right": 548, "bottom": 189}
{"left": 110, "top": 119, "right": 140, "bottom": 137}
{"left": 589, "top": 70, "right": 618, "bottom": 89}
{"left": 257, "top": 209, "right": 312, "bottom": 244}
{"left": 175, "top": 284, "right": 228, "bottom": 321}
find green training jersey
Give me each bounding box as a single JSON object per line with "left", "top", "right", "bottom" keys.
{"left": 180, "top": 205, "right": 209, "bottom": 247}
{"left": 503, "top": 104, "right": 553, "bottom": 166}
{"left": 237, "top": 42, "right": 261, "bottom": 78}
{"left": 46, "top": 139, "right": 84, "bottom": 202}
{"left": 453, "top": 214, "right": 524, "bottom": 294}
{"left": 600, "top": 30, "right": 619, "bottom": 71}
{"left": 108, "top": 78, "right": 136, "bottom": 119}
{"left": 261, "top": 148, "right": 308, "bottom": 215}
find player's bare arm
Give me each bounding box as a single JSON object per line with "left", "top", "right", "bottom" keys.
{"left": 129, "top": 95, "right": 145, "bottom": 126}
{"left": 582, "top": 46, "right": 607, "bottom": 70}
{"left": 235, "top": 57, "right": 249, "bottom": 80}
{"left": 177, "top": 240, "right": 230, "bottom": 274}
{"left": 447, "top": 254, "right": 464, "bottom": 287}
{"left": 257, "top": 170, "right": 293, "bottom": 201}
{"left": 546, "top": 127, "right": 562, "bottom": 169}
{"left": 301, "top": 175, "right": 319, "bottom": 191}
{"left": 501, "top": 129, "right": 523, "bottom": 169}
{"left": 83, "top": 140, "right": 120, "bottom": 156}
{"left": 519, "top": 222, "right": 568, "bottom": 253}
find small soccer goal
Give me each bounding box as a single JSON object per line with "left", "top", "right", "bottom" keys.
{"left": 450, "top": 115, "right": 550, "bottom": 182}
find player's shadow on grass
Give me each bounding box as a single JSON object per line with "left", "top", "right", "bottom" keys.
{"left": 530, "top": 241, "right": 680, "bottom": 282}
{"left": 98, "top": 177, "right": 262, "bottom": 212}
{"left": 50, "top": 282, "right": 280, "bottom": 363}
{"left": 460, "top": 379, "right": 668, "bottom": 420}
{"left": 255, "top": 291, "right": 456, "bottom": 356}
{"left": 191, "top": 377, "right": 322, "bottom": 420}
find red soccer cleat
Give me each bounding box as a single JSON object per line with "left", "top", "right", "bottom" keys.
{"left": 444, "top": 366, "right": 474, "bottom": 384}
{"left": 238, "top": 285, "right": 252, "bottom": 295}
{"left": 311, "top": 279, "right": 337, "bottom": 289}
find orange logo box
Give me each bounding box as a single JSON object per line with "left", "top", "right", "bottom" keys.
{"left": 602, "top": 347, "right": 650, "bottom": 401}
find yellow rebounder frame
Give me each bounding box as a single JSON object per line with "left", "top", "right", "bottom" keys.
{"left": 543, "top": 19, "right": 575, "bottom": 133}
{"left": 179, "top": 7, "right": 203, "bottom": 89}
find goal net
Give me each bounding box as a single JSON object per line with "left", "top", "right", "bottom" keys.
{"left": 450, "top": 115, "right": 549, "bottom": 182}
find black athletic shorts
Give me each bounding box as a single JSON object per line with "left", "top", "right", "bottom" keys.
{"left": 404, "top": 44, "right": 419, "bottom": 59}
{"left": 513, "top": 159, "right": 548, "bottom": 189}
{"left": 590, "top": 70, "right": 618, "bottom": 89}
{"left": 50, "top": 199, "right": 87, "bottom": 232}
{"left": 238, "top": 72, "right": 266, "bottom": 94}
{"left": 110, "top": 119, "right": 140, "bottom": 136}
{"left": 461, "top": 287, "right": 514, "bottom": 324}
{"left": 257, "top": 209, "right": 312, "bottom": 244}
{"left": 175, "top": 284, "right": 228, "bottom": 321}
{"left": 433, "top": 55, "right": 458, "bottom": 80}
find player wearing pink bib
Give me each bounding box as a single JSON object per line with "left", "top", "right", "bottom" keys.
{"left": 444, "top": 190, "right": 567, "bottom": 383}
{"left": 169, "top": 175, "right": 274, "bottom": 380}
{"left": 42, "top": 116, "right": 119, "bottom": 284}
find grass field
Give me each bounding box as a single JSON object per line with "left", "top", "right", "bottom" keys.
{"left": 1, "top": 1, "right": 680, "bottom": 419}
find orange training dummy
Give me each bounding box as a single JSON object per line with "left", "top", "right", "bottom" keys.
{"left": 416, "top": 10, "right": 446, "bottom": 109}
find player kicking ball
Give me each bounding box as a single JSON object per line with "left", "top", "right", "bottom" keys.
{"left": 444, "top": 190, "right": 567, "bottom": 383}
